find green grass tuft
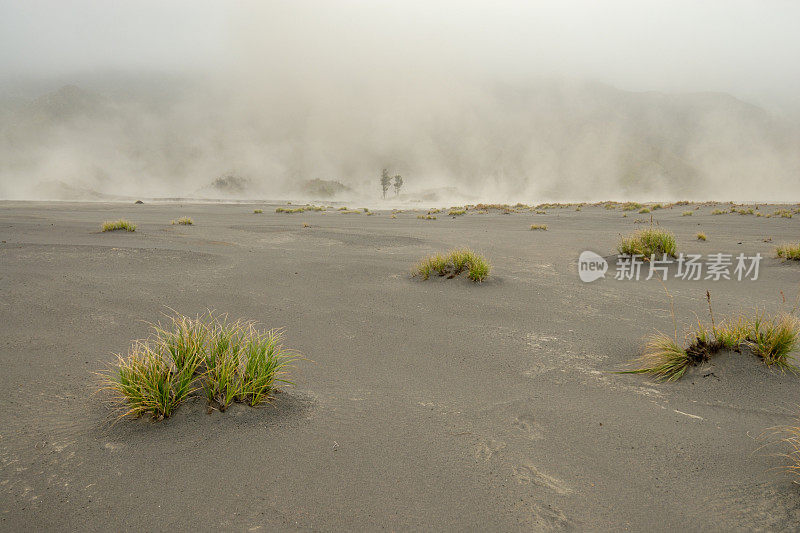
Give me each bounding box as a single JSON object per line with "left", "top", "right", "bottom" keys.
{"left": 448, "top": 209, "right": 466, "bottom": 216}
{"left": 530, "top": 224, "right": 548, "bottom": 230}
{"left": 253, "top": 209, "right": 263, "bottom": 214}
{"left": 617, "top": 227, "right": 677, "bottom": 257}
{"left": 776, "top": 243, "right": 800, "bottom": 260}
{"left": 746, "top": 313, "right": 800, "bottom": 371}
{"left": 101, "top": 312, "right": 298, "bottom": 420}
{"left": 625, "top": 309, "right": 800, "bottom": 382}
{"left": 681, "top": 211, "right": 693, "bottom": 216}
{"left": 101, "top": 219, "right": 136, "bottom": 232}
{"left": 696, "top": 232, "right": 706, "bottom": 241}
{"left": 624, "top": 333, "right": 691, "bottom": 382}
{"left": 171, "top": 217, "right": 193, "bottom": 225}
{"left": 413, "top": 248, "right": 491, "bottom": 282}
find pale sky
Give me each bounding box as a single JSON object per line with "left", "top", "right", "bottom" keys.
{"left": 1, "top": 0, "right": 799, "bottom": 109}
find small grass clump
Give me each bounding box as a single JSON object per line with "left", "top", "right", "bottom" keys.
{"left": 276, "top": 207, "right": 305, "bottom": 214}
{"left": 711, "top": 209, "right": 727, "bottom": 215}
{"left": 101, "top": 219, "right": 136, "bottom": 232}
{"left": 253, "top": 209, "right": 263, "bottom": 214}
{"left": 625, "top": 294, "right": 800, "bottom": 381}
{"left": 776, "top": 243, "right": 800, "bottom": 260}
{"left": 171, "top": 217, "right": 193, "bottom": 225}
{"left": 101, "top": 312, "right": 298, "bottom": 420}
{"left": 413, "top": 248, "right": 490, "bottom": 282}
{"left": 638, "top": 207, "right": 651, "bottom": 214}
{"left": 617, "top": 227, "right": 677, "bottom": 257}
{"left": 696, "top": 232, "right": 707, "bottom": 241}
{"left": 448, "top": 209, "right": 466, "bottom": 216}
{"left": 681, "top": 211, "right": 693, "bottom": 216}
{"left": 774, "top": 209, "right": 794, "bottom": 219}
{"left": 530, "top": 224, "right": 548, "bottom": 231}
{"left": 417, "top": 214, "right": 437, "bottom": 220}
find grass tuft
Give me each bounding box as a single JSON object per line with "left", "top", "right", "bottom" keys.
{"left": 617, "top": 227, "right": 677, "bottom": 257}
{"left": 626, "top": 308, "right": 800, "bottom": 382}
{"left": 171, "top": 217, "right": 193, "bottom": 225}
{"left": 681, "top": 211, "right": 693, "bottom": 216}
{"left": 101, "top": 312, "right": 298, "bottom": 420}
{"left": 253, "top": 209, "right": 263, "bottom": 214}
{"left": 624, "top": 333, "right": 691, "bottom": 382}
{"left": 776, "top": 243, "right": 800, "bottom": 260}
{"left": 530, "top": 224, "right": 548, "bottom": 231}
{"left": 696, "top": 232, "right": 707, "bottom": 241}
{"left": 101, "top": 219, "right": 136, "bottom": 232}
{"left": 413, "top": 248, "right": 490, "bottom": 282}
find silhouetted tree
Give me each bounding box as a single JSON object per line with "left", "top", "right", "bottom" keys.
{"left": 393, "top": 175, "right": 403, "bottom": 196}
{"left": 380, "top": 169, "right": 392, "bottom": 199}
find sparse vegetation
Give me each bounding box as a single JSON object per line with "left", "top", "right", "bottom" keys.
{"left": 253, "top": 209, "right": 263, "bottom": 214}
{"left": 681, "top": 211, "right": 693, "bottom": 216}
{"left": 624, "top": 292, "right": 800, "bottom": 381}
{"left": 776, "top": 243, "right": 800, "bottom": 260}
{"left": 617, "top": 227, "right": 677, "bottom": 257}
{"left": 696, "top": 232, "right": 706, "bottom": 241}
{"left": 171, "top": 217, "right": 193, "bottom": 225}
{"left": 101, "top": 219, "right": 136, "bottom": 232}
{"left": 413, "top": 249, "right": 490, "bottom": 282}
{"left": 276, "top": 207, "right": 305, "bottom": 213}
{"left": 711, "top": 209, "right": 727, "bottom": 215}
{"left": 101, "top": 312, "right": 298, "bottom": 420}
{"left": 638, "top": 207, "right": 651, "bottom": 214}
{"left": 417, "top": 214, "right": 437, "bottom": 220}
{"left": 775, "top": 209, "right": 794, "bottom": 219}
{"left": 448, "top": 209, "right": 466, "bottom": 216}
{"left": 530, "top": 224, "right": 548, "bottom": 231}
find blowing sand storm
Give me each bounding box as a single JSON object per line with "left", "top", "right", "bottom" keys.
{"left": 1, "top": 1, "right": 799, "bottom": 203}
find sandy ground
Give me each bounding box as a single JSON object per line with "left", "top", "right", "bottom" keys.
{"left": 1, "top": 200, "right": 800, "bottom": 531}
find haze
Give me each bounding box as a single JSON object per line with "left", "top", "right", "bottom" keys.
{"left": 1, "top": 1, "right": 799, "bottom": 202}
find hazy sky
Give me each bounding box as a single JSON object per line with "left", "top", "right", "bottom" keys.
{"left": 1, "top": 1, "right": 799, "bottom": 109}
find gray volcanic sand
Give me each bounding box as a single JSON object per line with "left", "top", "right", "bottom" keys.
{"left": 1, "top": 201, "right": 800, "bottom": 531}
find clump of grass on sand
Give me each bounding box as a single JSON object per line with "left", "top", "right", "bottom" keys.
{"left": 696, "top": 232, "right": 707, "bottom": 241}
{"left": 417, "top": 214, "right": 436, "bottom": 220}
{"left": 774, "top": 209, "right": 794, "bottom": 219}
{"left": 530, "top": 224, "right": 548, "bottom": 231}
{"left": 638, "top": 207, "right": 651, "bottom": 214}
{"left": 253, "top": 209, "right": 263, "bottom": 214}
{"left": 276, "top": 207, "right": 305, "bottom": 214}
{"left": 681, "top": 210, "right": 693, "bottom": 216}
{"left": 101, "top": 219, "right": 136, "bottom": 232}
{"left": 617, "top": 227, "right": 677, "bottom": 257}
{"left": 101, "top": 312, "right": 298, "bottom": 420}
{"left": 413, "top": 248, "right": 490, "bottom": 282}
{"left": 776, "top": 244, "right": 800, "bottom": 260}
{"left": 171, "top": 217, "right": 193, "bottom": 225}
{"left": 624, "top": 293, "right": 800, "bottom": 381}
{"left": 448, "top": 209, "right": 466, "bottom": 216}
{"left": 711, "top": 209, "right": 727, "bottom": 215}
